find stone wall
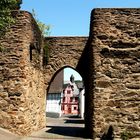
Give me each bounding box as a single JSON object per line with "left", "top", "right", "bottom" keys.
{"left": 0, "top": 8, "right": 140, "bottom": 139}
{"left": 0, "top": 11, "right": 45, "bottom": 135}
{"left": 91, "top": 8, "right": 140, "bottom": 138}
{"left": 44, "top": 37, "right": 88, "bottom": 87}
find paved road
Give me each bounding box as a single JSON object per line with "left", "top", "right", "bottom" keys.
{"left": 0, "top": 115, "right": 90, "bottom": 140}
{"left": 0, "top": 127, "right": 21, "bottom": 140}
{"left": 1, "top": 115, "right": 139, "bottom": 140}
{"left": 27, "top": 115, "right": 91, "bottom": 139}
{"left": 0, "top": 115, "right": 87, "bottom": 140}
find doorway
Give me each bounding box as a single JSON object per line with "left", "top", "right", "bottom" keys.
{"left": 45, "top": 66, "right": 87, "bottom": 139}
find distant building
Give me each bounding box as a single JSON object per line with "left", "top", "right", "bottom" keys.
{"left": 76, "top": 81, "right": 85, "bottom": 118}
{"left": 46, "top": 70, "right": 63, "bottom": 118}
{"left": 46, "top": 71, "right": 85, "bottom": 118}
{"left": 61, "top": 75, "right": 85, "bottom": 116}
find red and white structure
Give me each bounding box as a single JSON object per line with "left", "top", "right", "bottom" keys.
{"left": 61, "top": 75, "right": 79, "bottom": 115}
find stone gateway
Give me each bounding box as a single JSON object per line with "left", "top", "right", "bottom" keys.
{"left": 0, "top": 9, "right": 140, "bottom": 139}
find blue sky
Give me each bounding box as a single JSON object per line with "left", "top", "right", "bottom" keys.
{"left": 21, "top": 1, "right": 140, "bottom": 80}
{"left": 21, "top": 0, "right": 140, "bottom": 36}
{"left": 64, "top": 68, "right": 82, "bottom": 81}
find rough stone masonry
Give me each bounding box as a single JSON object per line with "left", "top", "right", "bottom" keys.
{"left": 0, "top": 11, "right": 45, "bottom": 135}
{"left": 0, "top": 8, "right": 140, "bottom": 139}
{"left": 91, "top": 8, "right": 140, "bottom": 138}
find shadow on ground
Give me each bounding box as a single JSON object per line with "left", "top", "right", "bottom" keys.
{"left": 45, "top": 115, "right": 88, "bottom": 138}
{"left": 46, "top": 126, "right": 85, "bottom": 138}
{"left": 67, "top": 115, "right": 80, "bottom": 118}
{"left": 64, "top": 119, "right": 84, "bottom": 124}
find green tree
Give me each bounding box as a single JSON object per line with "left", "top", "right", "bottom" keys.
{"left": 0, "top": 0, "right": 22, "bottom": 10}
{"left": 31, "top": 9, "right": 51, "bottom": 64}
{"left": 32, "top": 9, "right": 51, "bottom": 37}
{"left": 0, "top": 0, "right": 22, "bottom": 34}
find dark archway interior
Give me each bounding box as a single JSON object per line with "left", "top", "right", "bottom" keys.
{"left": 76, "top": 36, "right": 94, "bottom": 138}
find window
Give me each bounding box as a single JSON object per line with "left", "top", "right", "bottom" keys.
{"left": 29, "top": 43, "right": 40, "bottom": 63}
{"left": 75, "top": 97, "right": 78, "bottom": 102}
{"left": 67, "top": 90, "right": 71, "bottom": 94}
{"left": 70, "top": 97, "right": 73, "bottom": 102}
{"left": 63, "top": 97, "right": 65, "bottom": 102}
{"left": 74, "top": 107, "right": 77, "bottom": 110}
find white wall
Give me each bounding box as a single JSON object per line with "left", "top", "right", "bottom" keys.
{"left": 79, "top": 89, "right": 85, "bottom": 118}
{"left": 46, "top": 93, "right": 61, "bottom": 115}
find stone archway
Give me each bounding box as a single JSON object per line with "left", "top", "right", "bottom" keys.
{"left": 43, "top": 37, "right": 94, "bottom": 138}
{"left": 45, "top": 66, "right": 86, "bottom": 138}
{"left": 46, "top": 65, "right": 83, "bottom": 116}
{"left": 45, "top": 65, "right": 92, "bottom": 138}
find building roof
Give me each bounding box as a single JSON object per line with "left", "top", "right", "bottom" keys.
{"left": 63, "top": 82, "right": 80, "bottom": 96}
{"left": 48, "top": 70, "right": 64, "bottom": 94}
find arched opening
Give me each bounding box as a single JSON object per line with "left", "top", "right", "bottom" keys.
{"left": 45, "top": 66, "right": 87, "bottom": 139}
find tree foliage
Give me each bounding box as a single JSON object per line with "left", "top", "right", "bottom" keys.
{"left": 0, "top": 0, "right": 22, "bottom": 10}
{"left": 32, "top": 9, "right": 51, "bottom": 37}
{"left": 0, "top": 0, "right": 22, "bottom": 34}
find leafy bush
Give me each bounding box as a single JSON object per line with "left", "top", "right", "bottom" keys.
{"left": 32, "top": 9, "right": 51, "bottom": 37}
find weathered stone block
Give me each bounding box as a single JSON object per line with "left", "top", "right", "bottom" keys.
{"left": 126, "top": 83, "right": 140, "bottom": 89}
{"left": 96, "top": 80, "right": 111, "bottom": 88}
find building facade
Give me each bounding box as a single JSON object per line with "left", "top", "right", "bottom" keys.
{"left": 46, "top": 70, "right": 63, "bottom": 117}
{"left": 76, "top": 82, "right": 85, "bottom": 118}
{"left": 61, "top": 75, "right": 84, "bottom": 116}
{"left": 46, "top": 72, "right": 85, "bottom": 117}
